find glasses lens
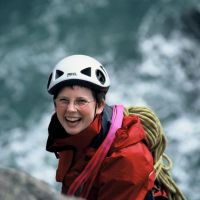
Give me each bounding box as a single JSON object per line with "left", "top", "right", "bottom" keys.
{"left": 75, "top": 99, "right": 89, "bottom": 108}
{"left": 55, "top": 98, "right": 94, "bottom": 109}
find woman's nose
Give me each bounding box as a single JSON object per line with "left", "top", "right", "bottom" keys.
{"left": 66, "top": 101, "right": 77, "bottom": 111}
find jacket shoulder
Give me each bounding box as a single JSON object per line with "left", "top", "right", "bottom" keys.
{"left": 111, "top": 114, "right": 146, "bottom": 151}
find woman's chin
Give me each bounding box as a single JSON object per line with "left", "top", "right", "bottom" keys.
{"left": 63, "top": 123, "right": 83, "bottom": 135}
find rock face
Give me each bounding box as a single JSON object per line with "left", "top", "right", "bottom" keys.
{"left": 0, "top": 166, "right": 81, "bottom": 200}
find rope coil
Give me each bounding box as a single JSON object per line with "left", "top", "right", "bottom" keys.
{"left": 124, "top": 106, "right": 187, "bottom": 200}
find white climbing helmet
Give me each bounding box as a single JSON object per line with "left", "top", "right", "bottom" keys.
{"left": 47, "top": 55, "right": 110, "bottom": 95}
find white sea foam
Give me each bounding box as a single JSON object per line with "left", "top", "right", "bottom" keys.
{"left": 1, "top": 109, "right": 58, "bottom": 186}
{"left": 138, "top": 32, "right": 200, "bottom": 199}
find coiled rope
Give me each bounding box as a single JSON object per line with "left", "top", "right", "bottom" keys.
{"left": 124, "top": 106, "right": 187, "bottom": 200}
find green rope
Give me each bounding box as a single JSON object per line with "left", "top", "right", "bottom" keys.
{"left": 124, "top": 106, "right": 187, "bottom": 200}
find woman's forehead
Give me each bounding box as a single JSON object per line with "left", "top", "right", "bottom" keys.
{"left": 58, "top": 85, "right": 93, "bottom": 97}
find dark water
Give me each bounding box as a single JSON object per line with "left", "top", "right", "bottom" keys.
{"left": 1, "top": 0, "right": 200, "bottom": 199}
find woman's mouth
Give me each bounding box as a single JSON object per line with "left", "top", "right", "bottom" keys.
{"left": 65, "top": 116, "right": 81, "bottom": 123}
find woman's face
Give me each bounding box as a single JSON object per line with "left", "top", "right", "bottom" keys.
{"left": 54, "top": 86, "right": 105, "bottom": 135}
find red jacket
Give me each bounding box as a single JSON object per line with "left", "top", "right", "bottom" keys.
{"left": 46, "top": 111, "right": 155, "bottom": 200}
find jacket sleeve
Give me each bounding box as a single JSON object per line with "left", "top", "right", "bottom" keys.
{"left": 97, "top": 142, "right": 155, "bottom": 200}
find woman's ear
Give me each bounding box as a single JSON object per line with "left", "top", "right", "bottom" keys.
{"left": 96, "top": 100, "right": 105, "bottom": 115}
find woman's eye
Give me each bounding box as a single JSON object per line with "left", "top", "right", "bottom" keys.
{"left": 60, "top": 99, "right": 69, "bottom": 103}
{"left": 76, "top": 99, "right": 87, "bottom": 106}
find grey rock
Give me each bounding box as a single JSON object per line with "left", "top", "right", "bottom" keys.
{"left": 0, "top": 166, "right": 82, "bottom": 200}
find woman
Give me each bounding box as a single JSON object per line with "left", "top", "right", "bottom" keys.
{"left": 46, "top": 55, "right": 160, "bottom": 200}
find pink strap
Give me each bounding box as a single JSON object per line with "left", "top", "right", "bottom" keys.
{"left": 67, "top": 105, "right": 124, "bottom": 197}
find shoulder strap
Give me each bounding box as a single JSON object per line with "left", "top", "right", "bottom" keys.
{"left": 67, "top": 105, "right": 124, "bottom": 198}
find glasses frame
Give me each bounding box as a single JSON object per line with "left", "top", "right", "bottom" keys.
{"left": 55, "top": 97, "right": 95, "bottom": 110}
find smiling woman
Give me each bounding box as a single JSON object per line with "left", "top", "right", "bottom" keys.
{"left": 45, "top": 55, "right": 186, "bottom": 200}
{"left": 54, "top": 86, "right": 104, "bottom": 135}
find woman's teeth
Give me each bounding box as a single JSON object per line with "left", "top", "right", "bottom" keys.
{"left": 65, "top": 117, "right": 81, "bottom": 122}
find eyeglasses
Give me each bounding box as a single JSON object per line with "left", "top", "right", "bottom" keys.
{"left": 55, "top": 97, "right": 95, "bottom": 110}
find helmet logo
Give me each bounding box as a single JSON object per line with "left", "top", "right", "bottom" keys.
{"left": 67, "top": 72, "right": 77, "bottom": 77}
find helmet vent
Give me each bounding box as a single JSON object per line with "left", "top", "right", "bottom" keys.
{"left": 100, "top": 65, "right": 107, "bottom": 75}
{"left": 47, "top": 73, "right": 52, "bottom": 89}
{"left": 96, "top": 69, "right": 105, "bottom": 84}
{"left": 80, "top": 67, "right": 91, "bottom": 77}
{"left": 56, "top": 70, "right": 64, "bottom": 79}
